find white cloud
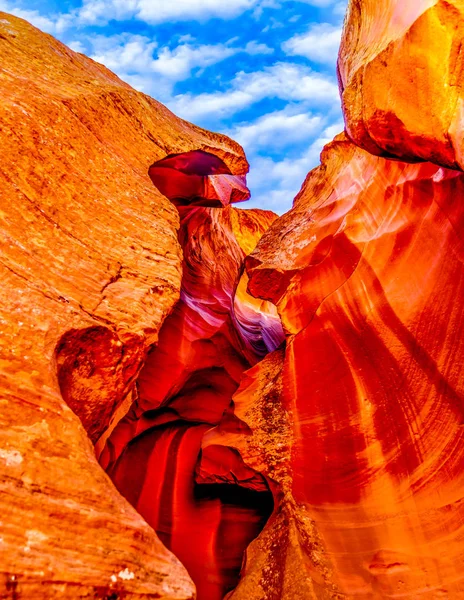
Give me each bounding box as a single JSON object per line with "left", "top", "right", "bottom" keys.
{"left": 245, "top": 120, "right": 345, "bottom": 213}
{"left": 63, "top": 0, "right": 342, "bottom": 28}
{"left": 0, "top": 0, "right": 345, "bottom": 36}
{"left": 85, "top": 36, "right": 326, "bottom": 114}
{"left": 0, "top": 1, "right": 72, "bottom": 34}
{"left": 151, "top": 44, "right": 238, "bottom": 80}
{"left": 90, "top": 33, "right": 158, "bottom": 73}
{"left": 172, "top": 90, "right": 251, "bottom": 120}
{"left": 170, "top": 62, "right": 340, "bottom": 121}
{"left": 68, "top": 40, "right": 86, "bottom": 53}
{"left": 231, "top": 108, "right": 324, "bottom": 151}
{"left": 332, "top": 1, "right": 348, "bottom": 18}
{"left": 244, "top": 40, "right": 274, "bottom": 55}
{"left": 28, "top": 0, "right": 335, "bottom": 33}
{"left": 282, "top": 22, "right": 342, "bottom": 64}
{"left": 85, "top": 33, "right": 275, "bottom": 92}
{"left": 78, "top": 0, "right": 256, "bottom": 25}
{"left": 139, "top": 0, "right": 255, "bottom": 22}
{"left": 236, "top": 62, "right": 339, "bottom": 102}
{"left": 78, "top": 0, "right": 138, "bottom": 24}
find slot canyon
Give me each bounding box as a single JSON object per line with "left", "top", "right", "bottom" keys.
{"left": 97, "top": 149, "right": 282, "bottom": 600}
{"left": 0, "top": 2, "right": 464, "bottom": 600}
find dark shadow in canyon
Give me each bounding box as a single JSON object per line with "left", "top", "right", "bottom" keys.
{"left": 106, "top": 420, "right": 274, "bottom": 600}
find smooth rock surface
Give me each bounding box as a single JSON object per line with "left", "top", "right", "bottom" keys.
{"left": 3, "top": 2, "right": 464, "bottom": 599}
{"left": 208, "top": 348, "right": 338, "bottom": 600}
{"left": 101, "top": 200, "right": 282, "bottom": 600}
{"left": 339, "top": 0, "right": 464, "bottom": 170}
{"left": 245, "top": 133, "right": 464, "bottom": 597}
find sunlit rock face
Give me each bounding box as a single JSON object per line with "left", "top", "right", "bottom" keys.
{"left": 197, "top": 348, "right": 337, "bottom": 600}
{"left": 0, "top": 12, "right": 250, "bottom": 599}
{"left": 100, "top": 204, "right": 282, "bottom": 461}
{"left": 101, "top": 157, "right": 283, "bottom": 599}
{"left": 4, "top": 2, "right": 464, "bottom": 599}
{"left": 245, "top": 133, "right": 464, "bottom": 597}
{"left": 339, "top": 0, "right": 464, "bottom": 170}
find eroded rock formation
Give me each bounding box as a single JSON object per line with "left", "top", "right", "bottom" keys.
{"left": 242, "top": 134, "right": 464, "bottom": 597}
{"left": 148, "top": 150, "right": 250, "bottom": 208}
{"left": 0, "top": 11, "right": 247, "bottom": 599}
{"left": 100, "top": 151, "right": 283, "bottom": 600}
{"left": 339, "top": 0, "right": 464, "bottom": 169}
{"left": 2, "top": 1, "right": 464, "bottom": 599}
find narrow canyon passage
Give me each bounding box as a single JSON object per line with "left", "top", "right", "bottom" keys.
{"left": 107, "top": 422, "right": 273, "bottom": 600}
{"left": 99, "top": 151, "right": 283, "bottom": 600}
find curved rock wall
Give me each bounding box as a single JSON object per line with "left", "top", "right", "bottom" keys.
{"left": 0, "top": 12, "right": 249, "bottom": 599}
{"left": 243, "top": 135, "right": 464, "bottom": 596}
{"left": 101, "top": 153, "right": 283, "bottom": 599}
{"left": 2, "top": 2, "right": 464, "bottom": 599}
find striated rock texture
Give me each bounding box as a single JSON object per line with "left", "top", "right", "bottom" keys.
{"left": 3, "top": 1, "right": 464, "bottom": 599}
{"left": 0, "top": 11, "right": 249, "bottom": 599}
{"left": 245, "top": 133, "right": 464, "bottom": 598}
{"left": 198, "top": 348, "right": 337, "bottom": 600}
{"left": 339, "top": 0, "right": 464, "bottom": 170}
{"left": 101, "top": 155, "right": 283, "bottom": 600}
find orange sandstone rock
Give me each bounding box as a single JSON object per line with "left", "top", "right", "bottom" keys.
{"left": 5, "top": 1, "right": 464, "bottom": 598}
{"left": 200, "top": 349, "right": 337, "bottom": 600}
{"left": 0, "top": 11, "right": 248, "bottom": 598}
{"left": 339, "top": 0, "right": 464, "bottom": 170}
{"left": 101, "top": 201, "right": 283, "bottom": 600}
{"left": 245, "top": 133, "right": 464, "bottom": 597}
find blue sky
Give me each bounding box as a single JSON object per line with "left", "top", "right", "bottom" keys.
{"left": 1, "top": 0, "right": 347, "bottom": 213}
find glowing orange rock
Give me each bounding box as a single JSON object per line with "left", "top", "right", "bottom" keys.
{"left": 101, "top": 199, "right": 283, "bottom": 600}
{"left": 245, "top": 133, "right": 464, "bottom": 597}
{"left": 108, "top": 421, "right": 273, "bottom": 600}
{"left": 339, "top": 0, "right": 464, "bottom": 170}
{"left": 0, "top": 11, "right": 249, "bottom": 598}
{"left": 5, "top": 2, "right": 464, "bottom": 598}
{"left": 198, "top": 348, "right": 334, "bottom": 600}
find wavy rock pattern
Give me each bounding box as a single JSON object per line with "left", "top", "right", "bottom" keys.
{"left": 101, "top": 157, "right": 284, "bottom": 598}
{"left": 99, "top": 205, "right": 282, "bottom": 458}
{"left": 200, "top": 348, "right": 338, "bottom": 600}
{"left": 3, "top": 2, "right": 464, "bottom": 599}
{"left": 339, "top": 0, "right": 464, "bottom": 170}
{"left": 0, "top": 12, "right": 249, "bottom": 599}
{"left": 245, "top": 133, "right": 464, "bottom": 597}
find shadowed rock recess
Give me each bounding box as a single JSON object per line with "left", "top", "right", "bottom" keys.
{"left": 1, "top": 1, "right": 464, "bottom": 599}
